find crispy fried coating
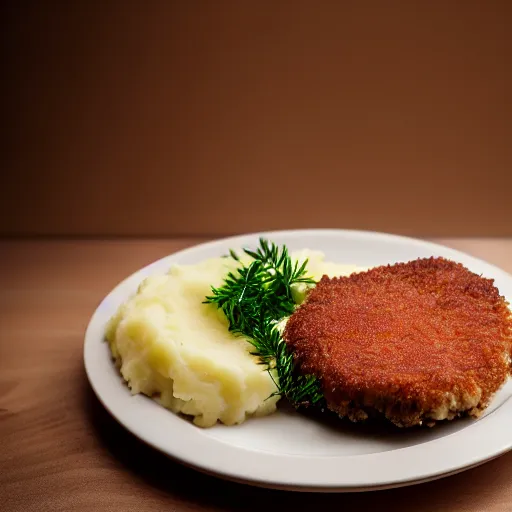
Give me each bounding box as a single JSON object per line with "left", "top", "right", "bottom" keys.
{"left": 284, "top": 257, "right": 512, "bottom": 427}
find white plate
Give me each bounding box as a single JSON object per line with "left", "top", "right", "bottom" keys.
{"left": 84, "top": 229, "right": 512, "bottom": 492}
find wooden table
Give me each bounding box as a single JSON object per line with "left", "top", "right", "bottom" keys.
{"left": 2, "top": 238, "right": 512, "bottom": 512}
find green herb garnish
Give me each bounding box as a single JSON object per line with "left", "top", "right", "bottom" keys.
{"left": 205, "top": 238, "right": 324, "bottom": 407}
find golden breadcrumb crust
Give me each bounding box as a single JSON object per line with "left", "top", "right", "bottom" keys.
{"left": 284, "top": 257, "right": 512, "bottom": 427}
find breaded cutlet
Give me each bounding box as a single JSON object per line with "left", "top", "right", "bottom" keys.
{"left": 284, "top": 257, "right": 512, "bottom": 427}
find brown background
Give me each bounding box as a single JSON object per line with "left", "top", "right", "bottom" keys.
{"left": 2, "top": 4, "right": 512, "bottom": 510}
{"left": 2, "top": 1, "right": 511, "bottom": 238}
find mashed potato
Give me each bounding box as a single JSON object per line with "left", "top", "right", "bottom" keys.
{"left": 106, "top": 249, "right": 363, "bottom": 427}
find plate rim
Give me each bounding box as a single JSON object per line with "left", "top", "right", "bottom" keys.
{"left": 84, "top": 229, "right": 512, "bottom": 491}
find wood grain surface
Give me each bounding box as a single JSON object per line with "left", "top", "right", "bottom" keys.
{"left": 1, "top": 238, "right": 512, "bottom": 512}
{"left": 2, "top": 1, "right": 511, "bottom": 237}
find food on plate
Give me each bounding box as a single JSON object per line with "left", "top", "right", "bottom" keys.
{"left": 106, "top": 237, "right": 511, "bottom": 429}
{"left": 284, "top": 257, "right": 512, "bottom": 427}
{"left": 106, "top": 245, "right": 363, "bottom": 427}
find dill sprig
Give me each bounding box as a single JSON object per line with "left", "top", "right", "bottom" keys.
{"left": 205, "top": 238, "right": 324, "bottom": 407}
